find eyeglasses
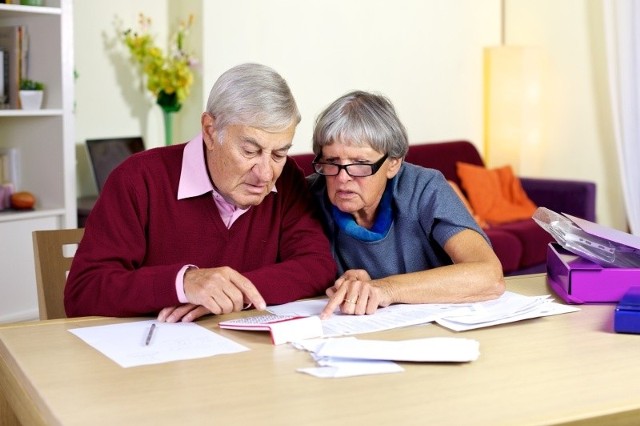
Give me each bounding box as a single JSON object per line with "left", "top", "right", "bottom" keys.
{"left": 312, "top": 153, "right": 389, "bottom": 177}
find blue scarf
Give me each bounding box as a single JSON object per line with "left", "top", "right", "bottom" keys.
{"left": 332, "top": 182, "right": 394, "bottom": 242}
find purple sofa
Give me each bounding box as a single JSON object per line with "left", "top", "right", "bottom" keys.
{"left": 291, "top": 140, "right": 597, "bottom": 276}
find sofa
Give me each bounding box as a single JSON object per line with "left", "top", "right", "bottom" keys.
{"left": 291, "top": 140, "right": 597, "bottom": 276}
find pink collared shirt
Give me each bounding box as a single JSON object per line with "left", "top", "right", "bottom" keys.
{"left": 173, "top": 134, "right": 276, "bottom": 303}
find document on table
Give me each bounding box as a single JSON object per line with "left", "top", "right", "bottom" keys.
{"left": 267, "top": 291, "right": 579, "bottom": 336}
{"left": 295, "top": 337, "right": 405, "bottom": 378}
{"left": 267, "top": 299, "right": 465, "bottom": 337}
{"left": 434, "top": 293, "right": 580, "bottom": 331}
{"left": 69, "top": 320, "right": 249, "bottom": 368}
{"left": 293, "top": 336, "right": 480, "bottom": 378}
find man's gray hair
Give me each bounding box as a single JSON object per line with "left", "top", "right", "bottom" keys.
{"left": 206, "top": 63, "right": 301, "bottom": 135}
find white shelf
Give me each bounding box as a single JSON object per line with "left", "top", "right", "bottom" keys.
{"left": 0, "top": 4, "right": 61, "bottom": 17}
{"left": 0, "top": 0, "right": 74, "bottom": 323}
{"left": 0, "top": 109, "right": 63, "bottom": 117}
{"left": 0, "top": 207, "right": 66, "bottom": 222}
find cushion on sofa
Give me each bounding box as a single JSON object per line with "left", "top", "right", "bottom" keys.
{"left": 456, "top": 162, "right": 537, "bottom": 225}
{"left": 447, "top": 180, "right": 488, "bottom": 229}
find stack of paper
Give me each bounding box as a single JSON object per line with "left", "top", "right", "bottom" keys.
{"left": 435, "top": 293, "right": 579, "bottom": 331}
{"left": 268, "top": 291, "right": 579, "bottom": 337}
{"left": 294, "top": 336, "right": 480, "bottom": 378}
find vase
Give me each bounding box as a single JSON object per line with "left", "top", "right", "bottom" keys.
{"left": 19, "top": 90, "right": 44, "bottom": 110}
{"left": 157, "top": 91, "right": 181, "bottom": 146}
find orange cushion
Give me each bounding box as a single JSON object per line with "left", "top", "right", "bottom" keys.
{"left": 447, "top": 180, "right": 489, "bottom": 229}
{"left": 456, "top": 162, "right": 537, "bottom": 225}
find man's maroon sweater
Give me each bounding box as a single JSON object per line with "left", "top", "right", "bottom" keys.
{"left": 65, "top": 144, "right": 336, "bottom": 317}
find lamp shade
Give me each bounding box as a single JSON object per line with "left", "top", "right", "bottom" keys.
{"left": 484, "top": 46, "right": 544, "bottom": 171}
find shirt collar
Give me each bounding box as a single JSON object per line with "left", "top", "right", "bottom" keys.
{"left": 178, "top": 133, "right": 213, "bottom": 200}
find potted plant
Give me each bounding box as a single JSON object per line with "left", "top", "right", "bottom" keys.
{"left": 19, "top": 79, "right": 45, "bottom": 110}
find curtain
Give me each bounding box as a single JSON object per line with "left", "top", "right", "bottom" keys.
{"left": 603, "top": 0, "right": 640, "bottom": 235}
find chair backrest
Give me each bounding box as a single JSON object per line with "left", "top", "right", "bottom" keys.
{"left": 85, "top": 137, "right": 145, "bottom": 192}
{"left": 32, "top": 228, "right": 84, "bottom": 320}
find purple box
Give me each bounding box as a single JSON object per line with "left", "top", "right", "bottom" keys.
{"left": 546, "top": 214, "right": 640, "bottom": 304}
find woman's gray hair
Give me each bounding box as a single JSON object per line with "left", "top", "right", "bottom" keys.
{"left": 312, "top": 91, "right": 409, "bottom": 159}
{"left": 206, "top": 63, "right": 301, "bottom": 135}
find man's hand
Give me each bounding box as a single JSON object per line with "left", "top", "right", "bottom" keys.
{"left": 158, "top": 266, "right": 266, "bottom": 323}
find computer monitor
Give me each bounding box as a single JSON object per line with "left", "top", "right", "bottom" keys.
{"left": 85, "top": 137, "right": 145, "bottom": 192}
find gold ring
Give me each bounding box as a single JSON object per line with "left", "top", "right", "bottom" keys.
{"left": 344, "top": 298, "right": 357, "bottom": 304}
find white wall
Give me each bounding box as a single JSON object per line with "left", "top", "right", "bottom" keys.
{"left": 74, "top": 0, "right": 169, "bottom": 196}
{"left": 74, "top": 0, "right": 499, "bottom": 189}
{"left": 73, "top": 0, "right": 624, "bottom": 229}
{"left": 506, "top": 0, "right": 624, "bottom": 230}
{"left": 200, "top": 0, "right": 499, "bottom": 156}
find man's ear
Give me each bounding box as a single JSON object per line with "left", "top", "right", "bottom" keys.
{"left": 386, "top": 157, "right": 403, "bottom": 179}
{"left": 201, "top": 112, "right": 217, "bottom": 148}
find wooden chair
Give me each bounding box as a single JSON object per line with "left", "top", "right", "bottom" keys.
{"left": 32, "top": 228, "right": 84, "bottom": 320}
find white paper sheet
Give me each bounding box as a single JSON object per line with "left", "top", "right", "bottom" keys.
{"left": 69, "top": 320, "right": 249, "bottom": 368}
{"left": 436, "top": 299, "right": 580, "bottom": 331}
{"left": 297, "top": 358, "right": 404, "bottom": 378}
{"left": 294, "top": 337, "right": 404, "bottom": 378}
{"left": 293, "top": 335, "right": 479, "bottom": 378}
{"left": 268, "top": 299, "right": 468, "bottom": 337}
{"left": 314, "top": 337, "right": 480, "bottom": 362}
{"left": 267, "top": 291, "right": 580, "bottom": 336}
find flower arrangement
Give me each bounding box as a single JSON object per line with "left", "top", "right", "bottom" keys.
{"left": 121, "top": 13, "right": 196, "bottom": 111}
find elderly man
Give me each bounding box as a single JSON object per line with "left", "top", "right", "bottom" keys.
{"left": 66, "top": 63, "right": 336, "bottom": 322}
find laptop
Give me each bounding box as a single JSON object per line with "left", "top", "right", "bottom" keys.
{"left": 85, "top": 137, "right": 145, "bottom": 192}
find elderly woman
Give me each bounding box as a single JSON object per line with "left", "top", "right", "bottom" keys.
{"left": 307, "top": 91, "right": 505, "bottom": 319}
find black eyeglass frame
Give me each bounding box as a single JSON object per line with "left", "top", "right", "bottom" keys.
{"left": 312, "top": 153, "right": 389, "bottom": 177}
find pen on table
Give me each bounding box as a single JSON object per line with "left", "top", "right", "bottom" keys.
{"left": 145, "top": 323, "right": 156, "bottom": 346}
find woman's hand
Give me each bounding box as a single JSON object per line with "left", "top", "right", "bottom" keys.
{"left": 320, "top": 269, "right": 392, "bottom": 319}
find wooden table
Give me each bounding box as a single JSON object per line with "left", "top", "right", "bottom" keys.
{"left": 1, "top": 274, "right": 639, "bottom": 425}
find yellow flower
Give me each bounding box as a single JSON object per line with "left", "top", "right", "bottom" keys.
{"left": 121, "top": 13, "right": 196, "bottom": 107}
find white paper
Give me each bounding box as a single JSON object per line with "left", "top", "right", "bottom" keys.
{"left": 436, "top": 300, "right": 580, "bottom": 331}
{"left": 314, "top": 337, "right": 480, "bottom": 362}
{"left": 69, "top": 320, "right": 249, "bottom": 368}
{"left": 268, "top": 291, "right": 579, "bottom": 336}
{"left": 293, "top": 336, "right": 478, "bottom": 378}
{"left": 269, "top": 299, "right": 468, "bottom": 337}
{"left": 297, "top": 358, "right": 404, "bottom": 378}
{"left": 268, "top": 316, "right": 323, "bottom": 344}
{"left": 294, "top": 337, "right": 404, "bottom": 378}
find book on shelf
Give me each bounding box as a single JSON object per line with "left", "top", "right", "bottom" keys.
{"left": 0, "top": 49, "right": 6, "bottom": 107}
{"left": 0, "top": 147, "right": 18, "bottom": 211}
{"left": 0, "top": 25, "right": 28, "bottom": 109}
{"left": 0, "top": 147, "right": 19, "bottom": 187}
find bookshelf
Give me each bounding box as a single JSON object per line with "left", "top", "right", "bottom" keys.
{"left": 0, "top": 0, "right": 74, "bottom": 322}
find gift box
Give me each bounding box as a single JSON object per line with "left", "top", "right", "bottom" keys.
{"left": 546, "top": 214, "right": 640, "bottom": 304}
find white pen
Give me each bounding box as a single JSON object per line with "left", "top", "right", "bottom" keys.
{"left": 145, "top": 323, "right": 156, "bottom": 346}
